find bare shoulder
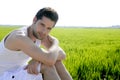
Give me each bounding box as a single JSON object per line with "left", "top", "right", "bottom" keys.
{"left": 47, "top": 35, "right": 59, "bottom": 43}
{"left": 7, "top": 30, "right": 28, "bottom": 44}
{"left": 48, "top": 35, "right": 58, "bottom": 40}
{"left": 5, "top": 29, "right": 32, "bottom": 51}
{"left": 41, "top": 35, "right": 59, "bottom": 49}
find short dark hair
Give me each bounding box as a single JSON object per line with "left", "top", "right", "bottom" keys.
{"left": 35, "top": 7, "right": 59, "bottom": 25}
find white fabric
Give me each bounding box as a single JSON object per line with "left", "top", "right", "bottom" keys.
{"left": 0, "top": 66, "right": 43, "bottom": 80}
{"left": 0, "top": 27, "right": 42, "bottom": 80}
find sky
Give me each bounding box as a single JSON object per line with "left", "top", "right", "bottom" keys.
{"left": 0, "top": 0, "right": 120, "bottom": 27}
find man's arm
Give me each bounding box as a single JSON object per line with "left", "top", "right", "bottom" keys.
{"left": 56, "top": 47, "right": 66, "bottom": 60}
{"left": 5, "top": 31, "right": 59, "bottom": 66}
{"left": 41, "top": 35, "right": 66, "bottom": 60}
{"left": 25, "top": 35, "right": 66, "bottom": 74}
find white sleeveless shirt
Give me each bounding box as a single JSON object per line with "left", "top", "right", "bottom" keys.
{"left": 0, "top": 27, "right": 41, "bottom": 76}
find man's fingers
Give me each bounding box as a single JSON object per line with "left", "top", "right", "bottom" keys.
{"left": 27, "top": 64, "right": 39, "bottom": 75}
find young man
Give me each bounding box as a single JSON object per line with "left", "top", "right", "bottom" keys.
{"left": 0, "top": 7, "right": 73, "bottom": 80}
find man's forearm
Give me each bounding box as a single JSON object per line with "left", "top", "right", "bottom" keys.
{"left": 41, "top": 35, "right": 65, "bottom": 65}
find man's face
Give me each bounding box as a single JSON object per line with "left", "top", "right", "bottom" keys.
{"left": 32, "top": 16, "right": 55, "bottom": 40}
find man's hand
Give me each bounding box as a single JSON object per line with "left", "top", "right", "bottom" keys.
{"left": 24, "top": 59, "right": 40, "bottom": 75}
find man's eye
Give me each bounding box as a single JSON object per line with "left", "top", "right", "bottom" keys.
{"left": 48, "top": 28, "right": 52, "bottom": 30}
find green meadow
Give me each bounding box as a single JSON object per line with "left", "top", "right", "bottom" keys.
{"left": 0, "top": 26, "right": 120, "bottom": 80}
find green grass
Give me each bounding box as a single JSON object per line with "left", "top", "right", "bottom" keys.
{"left": 50, "top": 28, "right": 120, "bottom": 80}
{"left": 0, "top": 26, "right": 19, "bottom": 40}
{"left": 1, "top": 26, "right": 120, "bottom": 80}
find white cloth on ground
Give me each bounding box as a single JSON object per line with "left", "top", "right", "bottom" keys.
{"left": 0, "top": 65, "right": 42, "bottom": 80}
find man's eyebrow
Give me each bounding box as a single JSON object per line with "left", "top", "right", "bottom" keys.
{"left": 40, "top": 23, "right": 46, "bottom": 26}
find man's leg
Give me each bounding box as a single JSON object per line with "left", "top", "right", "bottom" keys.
{"left": 41, "top": 64, "right": 61, "bottom": 80}
{"left": 55, "top": 61, "right": 73, "bottom": 80}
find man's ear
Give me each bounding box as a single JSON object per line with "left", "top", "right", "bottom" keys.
{"left": 33, "top": 17, "right": 37, "bottom": 24}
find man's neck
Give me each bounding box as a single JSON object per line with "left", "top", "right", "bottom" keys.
{"left": 27, "top": 26, "right": 36, "bottom": 42}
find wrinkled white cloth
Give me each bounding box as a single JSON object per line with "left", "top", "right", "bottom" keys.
{"left": 0, "top": 66, "right": 43, "bottom": 80}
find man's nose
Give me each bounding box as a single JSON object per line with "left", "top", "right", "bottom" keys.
{"left": 42, "top": 28, "right": 47, "bottom": 34}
